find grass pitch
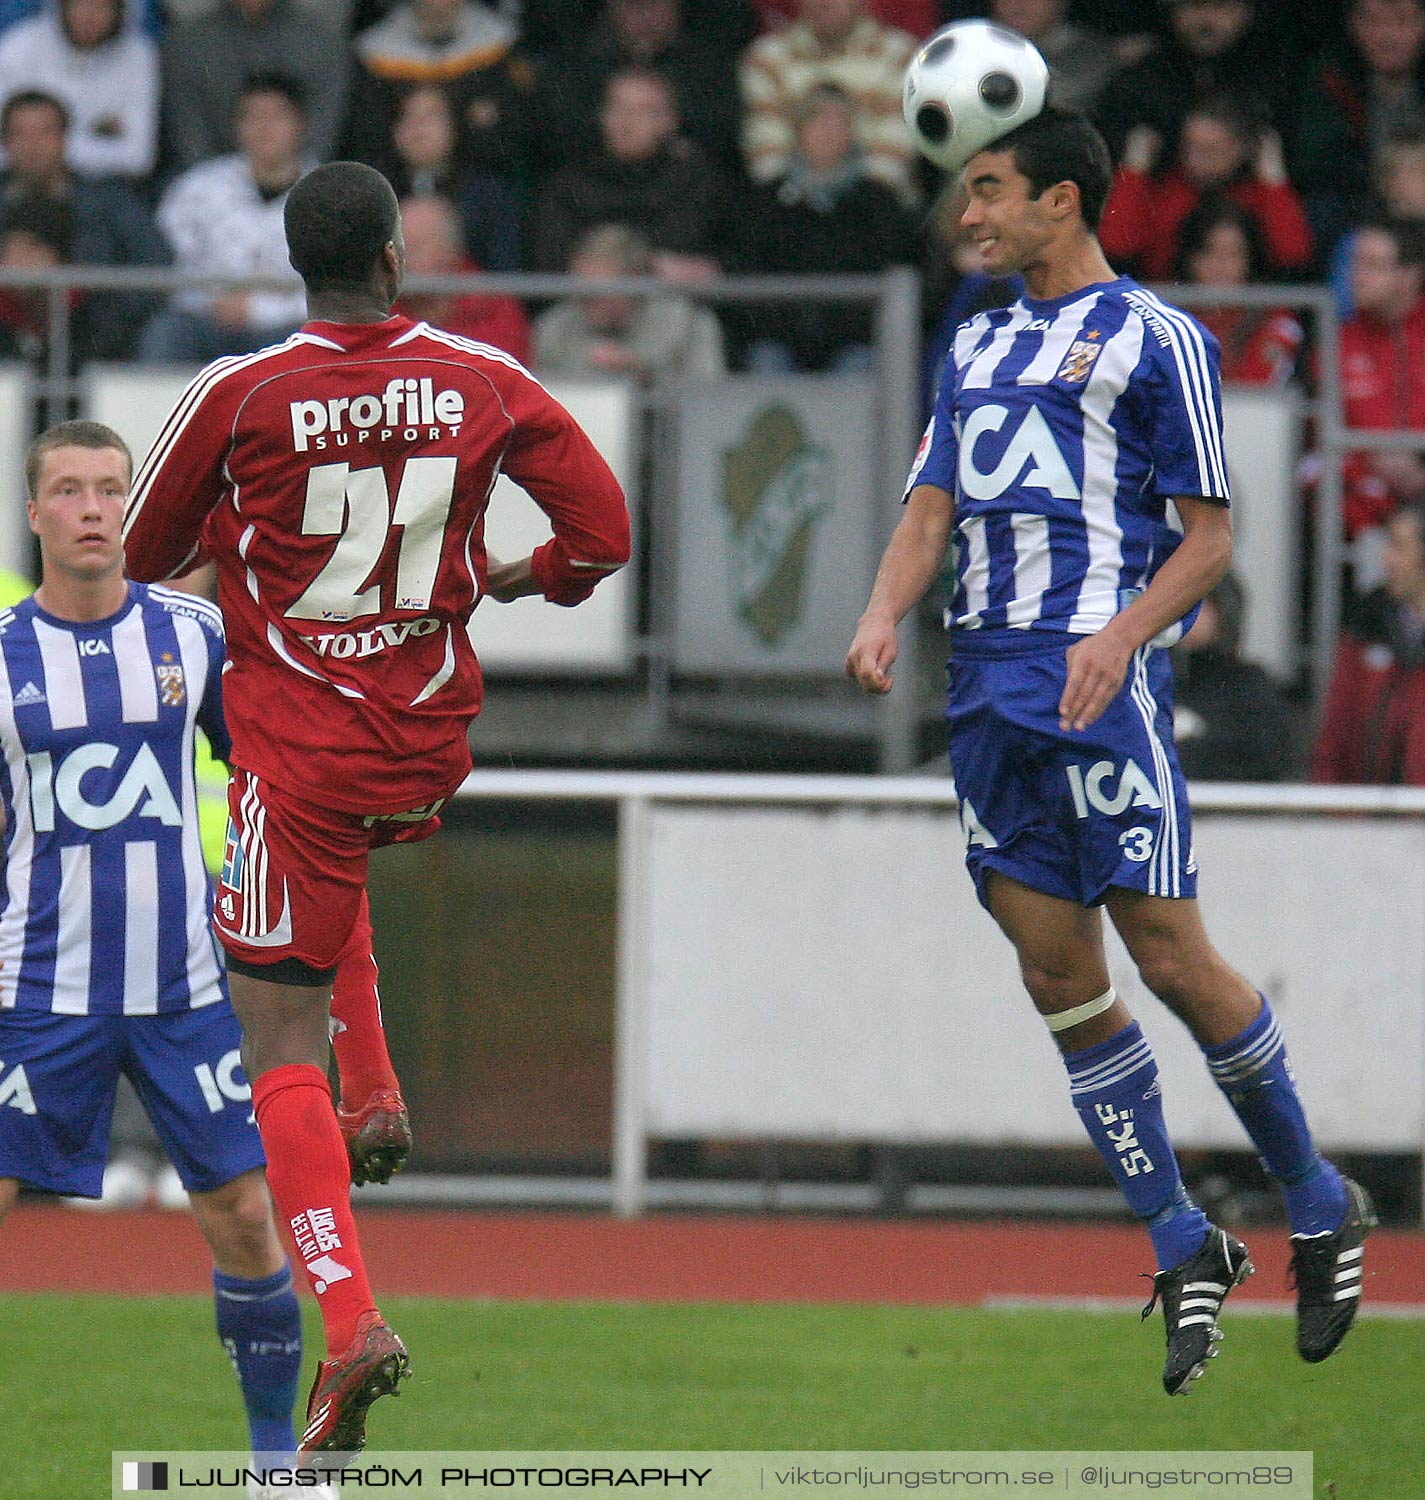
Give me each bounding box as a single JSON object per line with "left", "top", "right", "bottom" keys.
{"left": 0, "top": 1294, "right": 1412, "bottom": 1499}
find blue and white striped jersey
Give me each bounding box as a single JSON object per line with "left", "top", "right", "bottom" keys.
{"left": 0, "top": 584, "right": 231, "bottom": 1015}
{"left": 907, "top": 276, "right": 1231, "bottom": 645}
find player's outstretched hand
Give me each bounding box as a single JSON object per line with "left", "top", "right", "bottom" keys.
{"left": 846, "top": 616, "right": 898, "bottom": 695}
{"left": 1060, "top": 630, "right": 1133, "bottom": 733}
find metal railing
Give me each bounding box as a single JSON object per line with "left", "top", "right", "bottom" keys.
{"left": 1163, "top": 282, "right": 1343, "bottom": 705}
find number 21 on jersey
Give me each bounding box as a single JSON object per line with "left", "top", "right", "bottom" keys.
{"left": 286, "top": 455, "right": 457, "bottom": 622}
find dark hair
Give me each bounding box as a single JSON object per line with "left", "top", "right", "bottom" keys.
{"left": 238, "top": 69, "right": 308, "bottom": 118}
{"left": 1, "top": 194, "right": 75, "bottom": 258}
{"left": 791, "top": 80, "right": 856, "bottom": 129}
{"left": 1359, "top": 213, "right": 1425, "bottom": 271}
{"left": 26, "top": 419, "right": 131, "bottom": 500}
{"left": 1383, "top": 122, "right": 1425, "bottom": 155}
{"left": 1, "top": 89, "right": 69, "bottom": 137}
{"left": 285, "top": 161, "right": 400, "bottom": 292}
{"left": 1173, "top": 193, "right": 1269, "bottom": 282}
{"left": 989, "top": 106, "right": 1112, "bottom": 231}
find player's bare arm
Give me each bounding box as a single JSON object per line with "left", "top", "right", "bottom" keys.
{"left": 482, "top": 552, "right": 539, "bottom": 603}
{"left": 1059, "top": 497, "right": 1234, "bottom": 733}
{"left": 846, "top": 483, "right": 954, "bottom": 695}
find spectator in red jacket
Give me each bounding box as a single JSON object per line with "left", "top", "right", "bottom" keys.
{"left": 393, "top": 194, "right": 531, "bottom": 363}
{"left": 1101, "top": 94, "right": 1313, "bottom": 280}
{"left": 1337, "top": 216, "right": 1425, "bottom": 542}
{"left": 1313, "top": 502, "right": 1425, "bottom": 783}
{"left": 1173, "top": 196, "right": 1303, "bottom": 384}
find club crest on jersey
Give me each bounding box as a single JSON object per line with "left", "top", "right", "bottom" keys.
{"left": 155, "top": 653, "right": 186, "bottom": 707}
{"left": 1057, "top": 329, "right": 1103, "bottom": 384}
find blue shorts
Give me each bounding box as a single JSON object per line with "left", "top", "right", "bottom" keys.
{"left": 946, "top": 635, "right": 1196, "bottom": 911}
{"left": 0, "top": 1002, "right": 265, "bottom": 1198}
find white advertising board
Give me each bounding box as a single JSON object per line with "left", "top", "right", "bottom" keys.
{"left": 642, "top": 805, "right": 1424, "bottom": 1153}
{"left": 469, "top": 379, "right": 636, "bottom": 673}
{"left": 1220, "top": 385, "right": 1302, "bottom": 680}
{"left": 0, "top": 365, "right": 32, "bottom": 580}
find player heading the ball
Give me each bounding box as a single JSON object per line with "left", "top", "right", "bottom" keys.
{"left": 848, "top": 100, "right": 1373, "bottom": 1396}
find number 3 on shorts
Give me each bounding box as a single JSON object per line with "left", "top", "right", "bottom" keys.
{"left": 1119, "top": 826, "right": 1154, "bottom": 863}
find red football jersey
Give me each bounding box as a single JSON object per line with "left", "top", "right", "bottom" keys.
{"left": 123, "top": 315, "right": 630, "bottom": 813}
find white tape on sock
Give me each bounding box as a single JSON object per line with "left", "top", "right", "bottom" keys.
{"left": 1045, "top": 987, "right": 1118, "bottom": 1033}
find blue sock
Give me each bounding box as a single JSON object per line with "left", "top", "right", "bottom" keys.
{"left": 1203, "top": 996, "right": 1347, "bottom": 1237}
{"left": 213, "top": 1264, "right": 302, "bottom": 1461}
{"left": 1064, "top": 1021, "right": 1210, "bottom": 1271}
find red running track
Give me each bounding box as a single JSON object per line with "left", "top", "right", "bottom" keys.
{"left": 0, "top": 1206, "right": 1420, "bottom": 1306}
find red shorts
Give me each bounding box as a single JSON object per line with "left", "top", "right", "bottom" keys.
{"left": 215, "top": 768, "right": 445, "bottom": 977}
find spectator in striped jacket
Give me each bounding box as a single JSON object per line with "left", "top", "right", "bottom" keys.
{"left": 342, "top": 0, "right": 535, "bottom": 185}
{"left": 738, "top": 0, "right": 918, "bottom": 205}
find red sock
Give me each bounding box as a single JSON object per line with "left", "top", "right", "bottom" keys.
{"left": 252, "top": 1063, "right": 378, "bottom": 1354}
{"left": 329, "top": 892, "right": 400, "bottom": 1106}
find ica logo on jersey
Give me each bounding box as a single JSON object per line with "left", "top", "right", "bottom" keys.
{"left": 289, "top": 377, "right": 465, "bottom": 453}
{"left": 958, "top": 403, "right": 1080, "bottom": 501}
{"left": 26, "top": 743, "right": 181, "bottom": 832}
{"left": 1065, "top": 758, "right": 1163, "bottom": 820}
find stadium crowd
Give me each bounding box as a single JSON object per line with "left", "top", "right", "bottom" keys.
{"left": 2, "top": 0, "right": 1425, "bottom": 777}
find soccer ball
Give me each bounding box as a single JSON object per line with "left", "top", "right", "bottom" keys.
{"left": 902, "top": 20, "right": 1050, "bottom": 174}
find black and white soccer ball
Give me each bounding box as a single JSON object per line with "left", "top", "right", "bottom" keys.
{"left": 902, "top": 20, "right": 1050, "bottom": 174}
